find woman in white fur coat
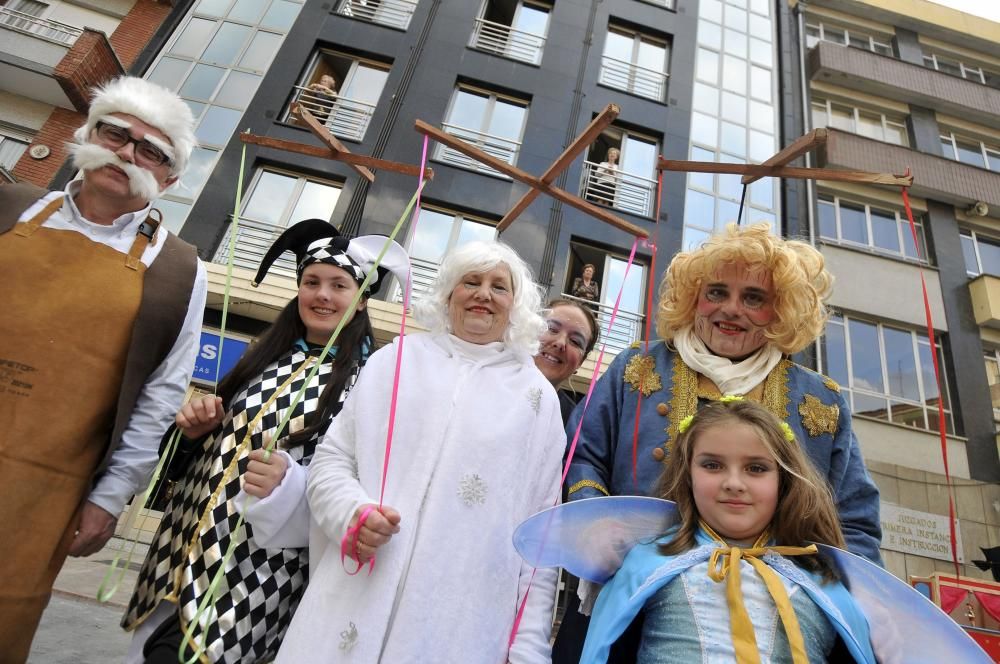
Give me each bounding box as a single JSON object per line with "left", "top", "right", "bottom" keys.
{"left": 258, "top": 240, "right": 566, "bottom": 663}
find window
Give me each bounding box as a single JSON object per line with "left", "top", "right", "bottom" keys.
{"left": 565, "top": 241, "right": 648, "bottom": 355}
{"left": 817, "top": 193, "right": 926, "bottom": 261}
{"left": 984, "top": 350, "right": 1000, "bottom": 426}
{"left": 811, "top": 98, "right": 907, "bottom": 146}
{"left": 337, "top": 0, "right": 417, "bottom": 31}
{"left": 599, "top": 25, "right": 670, "bottom": 102}
{"left": 961, "top": 230, "right": 1000, "bottom": 277}
{"left": 470, "top": 0, "right": 549, "bottom": 66}
{"left": 213, "top": 168, "right": 342, "bottom": 276}
{"left": 142, "top": 0, "right": 304, "bottom": 230}
{"left": 924, "top": 53, "right": 1000, "bottom": 88}
{"left": 435, "top": 85, "right": 529, "bottom": 177}
{"left": 401, "top": 206, "right": 497, "bottom": 299}
{"left": 940, "top": 131, "right": 1000, "bottom": 172}
{"left": 0, "top": 129, "right": 29, "bottom": 171}
{"left": 580, "top": 126, "right": 659, "bottom": 218}
{"left": 285, "top": 51, "right": 390, "bottom": 142}
{"left": 805, "top": 19, "right": 892, "bottom": 56}
{"left": 821, "top": 313, "right": 953, "bottom": 434}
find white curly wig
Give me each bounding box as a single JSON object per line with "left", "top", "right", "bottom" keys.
{"left": 413, "top": 240, "right": 546, "bottom": 358}
{"left": 73, "top": 76, "right": 197, "bottom": 176}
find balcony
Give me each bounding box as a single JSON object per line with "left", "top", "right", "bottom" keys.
{"left": 290, "top": 85, "right": 376, "bottom": 142}
{"left": 580, "top": 160, "right": 656, "bottom": 218}
{"left": 0, "top": 11, "right": 123, "bottom": 111}
{"left": 469, "top": 18, "right": 545, "bottom": 66}
{"left": 336, "top": 0, "right": 417, "bottom": 31}
{"left": 969, "top": 274, "right": 1000, "bottom": 329}
{"left": 598, "top": 56, "right": 668, "bottom": 102}
{"left": 819, "top": 128, "right": 1000, "bottom": 215}
{"left": 434, "top": 123, "right": 520, "bottom": 177}
{"left": 808, "top": 40, "right": 1000, "bottom": 126}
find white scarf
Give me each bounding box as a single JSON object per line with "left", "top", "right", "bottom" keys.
{"left": 673, "top": 326, "right": 783, "bottom": 397}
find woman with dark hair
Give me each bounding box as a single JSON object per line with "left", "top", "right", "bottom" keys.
{"left": 535, "top": 299, "right": 598, "bottom": 422}
{"left": 571, "top": 264, "right": 600, "bottom": 303}
{"left": 122, "top": 220, "right": 409, "bottom": 664}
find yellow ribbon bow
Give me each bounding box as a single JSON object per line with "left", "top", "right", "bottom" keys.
{"left": 702, "top": 522, "right": 818, "bottom": 664}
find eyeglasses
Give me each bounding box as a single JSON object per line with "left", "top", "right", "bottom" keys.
{"left": 94, "top": 122, "right": 173, "bottom": 168}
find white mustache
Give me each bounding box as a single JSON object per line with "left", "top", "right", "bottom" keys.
{"left": 68, "top": 142, "right": 163, "bottom": 201}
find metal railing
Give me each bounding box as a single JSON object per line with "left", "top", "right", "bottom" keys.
{"left": 290, "top": 86, "right": 377, "bottom": 142}
{"left": 0, "top": 8, "right": 81, "bottom": 45}
{"left": 580, "top": 160, "right": 657, "bottom": 217}
{"left": 561, "top": 293, "right": 645, "bottom": 357}
{"left": 337, "top": 0, "right": 417, "bottom": 30}
{"left": 214, "top": 218, "right": 298, "bottom": 279}
{"left": 598, "top": 55, "right": 668, "bottom": 102}
{"left": 435, "top": 122, "right": 521, "bottom": 177}
{"left": 469, "top": 18, "right": 545, "bottom": 66}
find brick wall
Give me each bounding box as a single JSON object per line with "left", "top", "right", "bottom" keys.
{"left": 10, "top": 108, "right": 83, "bottom": 187}
{"left": 110, "top": 0, "right": 173, "bottom": 71}
{"left": 54, "top": 28, "right": 125, "bottom": 113}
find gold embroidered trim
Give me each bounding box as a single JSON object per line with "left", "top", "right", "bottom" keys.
{"left": 799, "top": 394, "right": 840, "bottom": 436}
{"left": 667, "top": 357, "right": 699, "bottom": 451}
{"left": 624, "top": 354, "right": 662, "bottom": 397}
{"left": 567, "top": 479, "right": 610, "bottom": 496}
{"left": 762, "top": 359, "right": 792, "bottom": 421}
{"left": 823, "top": 377, "right": 841, "bottom": 393}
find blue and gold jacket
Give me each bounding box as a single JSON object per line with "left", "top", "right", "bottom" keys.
{"left": 565, "top": 341, "right": 882, "bottom": 563}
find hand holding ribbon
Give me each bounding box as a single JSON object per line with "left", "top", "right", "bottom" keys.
{"left": 342, "top": 504, "right": 401, "bottom": 570}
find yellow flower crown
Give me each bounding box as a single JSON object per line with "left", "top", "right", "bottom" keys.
{"left": 676, "top": 395, "right": 796, "bottom": 442}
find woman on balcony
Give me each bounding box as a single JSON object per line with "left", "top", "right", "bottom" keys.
{"left": 553, "top": 223, "right": 882, "bottom": 663}
{"left": 571, "top": 263, "right": 600, "bottom": 304}
{"left": 122, "top": 220, "right": 409, "bottom": 664}
{"left": 274, "top": 240, "right": 566, "bottom": 664}
{"left": 304, "top": 74, "right": 338, "bottom": 124}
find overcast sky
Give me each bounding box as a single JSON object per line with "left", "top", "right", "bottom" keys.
{"left": 926, "top": 0, "right": 1000, "bottom": 22}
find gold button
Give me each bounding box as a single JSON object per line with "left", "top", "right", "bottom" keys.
{"left": 651, "top": 447, "right": 666, "bottom": 461}
{"left": 656, "top": 403, "right": 669, "bottom": 416}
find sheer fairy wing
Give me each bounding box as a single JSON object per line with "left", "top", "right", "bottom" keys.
{"left": 816, "top": 544, "right": 991, "bottom": 663}
{"left": 512, "top": 496, "right": 678, "bottom": 583}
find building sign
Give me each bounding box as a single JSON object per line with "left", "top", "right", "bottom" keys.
{"left": 193, "top": 330, "right": 250, "bottom": 383}
{"left": 880, "top": 502, "right": 964, "bottom": 563}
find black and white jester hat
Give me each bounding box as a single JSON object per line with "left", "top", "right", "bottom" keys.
{"left": 252, "top": 219, "right": 410, "bottom": 296}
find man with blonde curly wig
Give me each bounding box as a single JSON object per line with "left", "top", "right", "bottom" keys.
{"left": 554, "top": 223, "right": 880, "bottom": 663}
{"left": 0, "top": 76, "right": 206, "bottom": 659}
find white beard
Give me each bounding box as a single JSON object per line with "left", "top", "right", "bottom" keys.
{"left": 68, "top": 142, "right": 163, "bottom": 202}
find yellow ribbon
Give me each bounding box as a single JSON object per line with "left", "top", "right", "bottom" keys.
{"left": 701, "top": 522, "right": 818, "bottom": 664}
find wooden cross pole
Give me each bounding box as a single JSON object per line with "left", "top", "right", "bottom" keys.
{"left": 497, "top": 103, "right": 621, "bottom": 232}
{"left": 414, "top": 115, "right": 649, "bottom": 238}
{"left": 238, "top": 106, "right": 434, "bottom": 181}
{"left": 658, "top": 128, "right": 912, "bottom": 187}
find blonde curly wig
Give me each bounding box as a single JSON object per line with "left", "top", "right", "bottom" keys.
{"left": 657, "top": 223, "right": 832, "bottom": 355}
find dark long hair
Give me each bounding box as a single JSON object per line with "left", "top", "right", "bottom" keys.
{"left": 216, "top": 296, "right": 374, "bottom": 448}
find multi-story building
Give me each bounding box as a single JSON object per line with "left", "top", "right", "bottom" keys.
{"left": 0, "top": 0, "right": 186, "bottom": 185}
{"left": 16, "top": 0, "right": 1000, "bottom": 633}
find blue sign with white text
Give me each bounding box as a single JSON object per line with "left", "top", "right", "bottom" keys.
{"left": 193, "top": 331, "right": 250, "bottom": 383}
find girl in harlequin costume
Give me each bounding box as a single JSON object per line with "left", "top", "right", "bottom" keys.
{"left": 122, "top": 220, "right": 409, "bottom": 664}
{"left": 581, "top": 399, "right": 877, "bottom": 664}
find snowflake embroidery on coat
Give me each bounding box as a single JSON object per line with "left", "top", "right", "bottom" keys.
{"left": 339, "top": 622, "right": 358, "bottom": 651}
{"left": 458, "top": 473, "right": 488, "bottom": 506}
{"left": 527, "top": 387, "right": 542, "bottom": 413}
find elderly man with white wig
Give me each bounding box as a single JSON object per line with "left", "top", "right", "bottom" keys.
{"left": 0, "top": 75, "right": 205, "bottom": 658}
{"left": 274, "top": 240, "right": 566, "bottom": 663}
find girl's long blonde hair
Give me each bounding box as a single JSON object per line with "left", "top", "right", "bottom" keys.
{"left": 657, "top": 400, "right": 845, "bottom": 576}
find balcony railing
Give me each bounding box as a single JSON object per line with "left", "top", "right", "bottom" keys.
{"left": 580, "top": 160, "right": 656, "bottom": 217}
{"left": 435, "top": 122, "right": 520, "bottom": 177}
{"left": 291, "top": 86, "right": 377, "bottom": 142}
{"left": 0, "top": 8, "right": 81, "bottom": 45}
{"left": 214, "top": 218, "right": 298, "bottom": 280}
{"left": 598, "top": 55, "right": 668, "bottom": 102}
{"left": 336, "top": 0, "right": 417, "bottom": 31}
{"left": 469, "top": 18, "right": 545, "bottom": 66}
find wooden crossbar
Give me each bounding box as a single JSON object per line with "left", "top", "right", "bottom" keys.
{"left": 497, "top": 104, "right": 621, "bottom": 232}
{"left": 239, "top": 132, "right": 434, "bottom": 179}
{"left": 658, "top": 159, "right": 913, "bottom": 187}
{"left": 740, "top": 128, "right": 827, "bottom": 185}
{"left": 297, "top": 106, "right": 375, "bottom": 182}
{"left": 415, "top": 119, "right": 648, "bottom": 237}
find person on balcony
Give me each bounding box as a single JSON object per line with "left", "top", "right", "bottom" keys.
{"left": 552, "top": 223, "right": 882, "bottom": 663}
{"left": 0, "top": 75, "right": 205, "bottom": 661}
{"left": 304, "top": 74, "right": 338, "bottom": 124}
{"left": 571, "top": 263, "right": 601, "bottom": 304}
{"left": 274, "top": 240, "right": 565, "bottom": 663}
{"left": 122, "top": 220, "right": 409, "bottom": 663}
{"left": 588, "top": 147, "right": 620, "bottom": 207}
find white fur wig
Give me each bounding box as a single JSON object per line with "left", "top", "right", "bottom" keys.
{"left": 72, "top": 76, "right": 197, "bottom": 175}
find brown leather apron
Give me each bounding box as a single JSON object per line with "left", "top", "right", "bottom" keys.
{"left": 0, "top": 197, "right": 152, "bottom": 662}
